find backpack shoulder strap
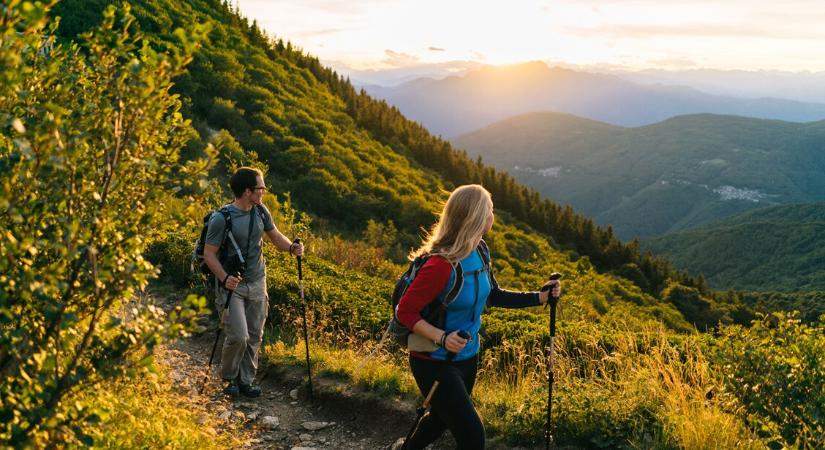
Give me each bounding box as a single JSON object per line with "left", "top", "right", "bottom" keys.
{"left": 477, "top": 239, "right": 491, "bottom": 268}
{"left": 217, "top": 206, "right": 232, "bottom": 234}
{"left": 253, "top": 204, "right": 266, "bottom": 226}
{"left": 442, "top": 259, "right": 463, "bottom": 306}
{"left": 478, "top": 239, "right": 502, "bottom": 304}
{"left": 216, "top": 206, "right": 245, "bottom": 262}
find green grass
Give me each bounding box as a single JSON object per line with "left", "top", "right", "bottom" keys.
{"left": 86, "top": 353, "right": 244, "bottom": 449}
{"left": 261, "top": 327, "right": 765, "bottom": 449}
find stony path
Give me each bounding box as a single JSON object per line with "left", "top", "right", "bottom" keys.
{"left": 159, "top": 327, "right": 417, "bottom": 450}
{"left": 151, "top": 288, "right": 532, "bottom": 450}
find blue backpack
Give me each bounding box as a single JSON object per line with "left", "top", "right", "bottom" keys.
{"left": 387, "top": 240, "right": 491, "bottom": 348}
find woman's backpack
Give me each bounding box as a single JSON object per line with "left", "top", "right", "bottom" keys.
{"left": 386, "top": 241, "right": 491, "bottom": 349}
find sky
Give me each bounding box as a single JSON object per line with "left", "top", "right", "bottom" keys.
{"left": 236, "top": 0, "right": 825, "bottom": 73}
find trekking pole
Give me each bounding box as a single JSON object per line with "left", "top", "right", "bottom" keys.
{"left": 295, "top": 238, "right": 314, "bottom": 401}
{"left": 542, "top": 272, "right": 563, "bottom": 450}
{"left": 402, "top": 329, "right": 471, "bottom": 448}
{"left": 199, "top": 271, "right": 240, "bottom": 394}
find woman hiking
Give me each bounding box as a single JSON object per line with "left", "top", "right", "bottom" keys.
{"left": 396, "top": 184, "right": 561, "bottom": 449}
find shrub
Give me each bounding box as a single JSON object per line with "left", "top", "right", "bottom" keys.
{"left": 709, "top": 313, "right": 825, "bottom": 448}
{"left": 0, "top": 4, "right": 208, "bottom": 446}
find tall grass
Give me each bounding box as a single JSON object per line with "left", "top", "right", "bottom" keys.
{"left": 86, "top": 352, "right": 243, "bottom": 449}
{"left": 263, "top": 338, "right": 418, "bottom": 399}
{"left": 262, "top": 322, "right": 763, "bottom": 448}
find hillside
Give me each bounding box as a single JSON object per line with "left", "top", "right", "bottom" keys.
{"left": 365, "top": 61, "right": 825, "bottom": 137}
{"left": 3, "top": 1, "right": 822, "bottom": 449}
{"left": 53, "top": 0, "right": 711, "bottom": 300}
{"left": 453, "top": 112, "right": 825, "bottom": 238}
{"left": 643, "top": 203, "right": 825, "bottom": 292}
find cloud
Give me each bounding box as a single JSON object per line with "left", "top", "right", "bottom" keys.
{"left": 243, "top": 0, "right": 378, "bottom": 15}
{"left": 429, "top": 46, "right": 446, "bottom": 52}
{"left": 647, "top": 58, "right": 699, "bottom": 68}
{"left": 564, "top": 23, "right": 825, "bottom": 41}
{"left": 291, "top": 28, "right": 345, "bottom": 39}
{"left": 381, "top": 50, "right": 421, "bottom": 67}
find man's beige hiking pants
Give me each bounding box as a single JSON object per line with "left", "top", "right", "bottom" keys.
{"left": 215, "top": 276, "right": 268, "bottom": 385}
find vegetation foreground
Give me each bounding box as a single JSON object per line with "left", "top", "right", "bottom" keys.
{"left": 1, "top": 1, "right": 823, "bottom": 449}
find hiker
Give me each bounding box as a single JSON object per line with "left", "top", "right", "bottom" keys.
{"left": 203, "top": 166, "right": 304, "bottom": 397}
{"left": 396, "top": 184, "right": 561, "bottom": 449}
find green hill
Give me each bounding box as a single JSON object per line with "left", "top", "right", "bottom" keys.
{"left": 4, "top": 1, "right": 821, "bottom": 448}
{"left": 453, "top": 112, "right": 825, "bottom": 239}
{"left": 644, "top": 202, "right": 825, "bottom": 293}
{"left": 52, "top": 0, "right": 711, "bottom": 300}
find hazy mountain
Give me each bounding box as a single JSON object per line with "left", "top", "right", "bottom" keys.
{"left": 365, "top": 61, "right": 825, "bottom": 137}
{"left": 643, "top": 203, "right": 825, "bottom": 292}
{"left": 453, "top": 112, "right": 825, "bottom": 238}
{"left": 327, "top": 60, "right": 482, "bottom": 87}
{"left": 611, "top": 68, "right": 825, "bottom": 104}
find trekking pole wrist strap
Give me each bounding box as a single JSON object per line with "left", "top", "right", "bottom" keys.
{"left": 437, "top": 332, "right": 448, "bottom": 348}
{"left": 222, "top": 273, "right": 230, "bottom": 287}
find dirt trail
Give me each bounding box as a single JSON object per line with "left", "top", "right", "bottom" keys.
{"left": 154, "top": 289, "right": 463, "bottom": 450}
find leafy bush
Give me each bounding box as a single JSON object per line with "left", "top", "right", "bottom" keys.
{"left": 709, "top": 313, "right": 825, "bottom": 448}
{"left": 0, "top": 3, "right": 208, "bottom": 446}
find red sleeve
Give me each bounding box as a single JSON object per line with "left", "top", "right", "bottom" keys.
{"left": 396, "top": 256, "right": 453, "bottom": 330}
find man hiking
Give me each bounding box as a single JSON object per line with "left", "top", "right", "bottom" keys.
{"left": 203, "top": 166, "right": 304, "bottom": 397}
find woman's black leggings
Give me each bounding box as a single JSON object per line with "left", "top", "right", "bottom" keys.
{"left": 406, "top": 354, "right": 484, "bottom": 449}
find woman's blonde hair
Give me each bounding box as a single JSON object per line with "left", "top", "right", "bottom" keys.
{"left": 411, "top": 184, "right": 493, "bottom": 263}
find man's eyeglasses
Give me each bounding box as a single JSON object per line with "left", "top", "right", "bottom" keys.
{"left": 253, "top": 186, "right": 267, "bottom": 191}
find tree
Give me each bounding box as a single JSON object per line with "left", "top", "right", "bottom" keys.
{"left": 0, "top": 3, "right": 208, "bottom": 446}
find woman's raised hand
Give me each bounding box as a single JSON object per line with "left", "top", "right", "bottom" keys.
{"left": 539, "top": 279, "right": 562, "bottom": 304}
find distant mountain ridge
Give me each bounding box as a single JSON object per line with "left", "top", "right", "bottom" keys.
{"left": 453, "top": 112, "right": 825, "bottom": 238}
{"left": 365, "top": 61, "right": 825, "bottom": 137}
{"left": 643, "top": 203, "right": 825, "bottom": 292}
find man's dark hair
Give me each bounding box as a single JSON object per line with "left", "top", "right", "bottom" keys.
{"left": 230, "top": 166, "right": 263, "bottom": 198}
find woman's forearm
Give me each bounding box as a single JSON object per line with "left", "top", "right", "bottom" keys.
{"left": 412, "top": 319, "right": 445, "bottom": 344}
{"left": 488, "top": 287, "right": 541, "bottom": 308}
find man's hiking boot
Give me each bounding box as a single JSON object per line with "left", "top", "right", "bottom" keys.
{"left": 238, "top": 381, "right": 262, "bottom": 398}
{"left": 223, "top": 378, "right": 239, "bottom": 397}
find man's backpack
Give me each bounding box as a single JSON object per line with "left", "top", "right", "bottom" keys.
{"left": 191, "top": 207, "right": 244, "bottom": 278}
{"left": 387, "top": 240, "right": 492, "bottom": 349}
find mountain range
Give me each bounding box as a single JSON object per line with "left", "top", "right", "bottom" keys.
{"left": 365, "top": 61, "right": 825, "bottom": 137}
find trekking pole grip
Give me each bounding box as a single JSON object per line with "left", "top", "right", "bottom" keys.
{"left": 541, "top": 272, "right": 563, "bottom": 309}
{"left": 445, "top": 330, "right": 471, "bottom": 361}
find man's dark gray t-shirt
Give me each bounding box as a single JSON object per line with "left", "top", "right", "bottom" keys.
{"left": 205, "top": 203, "right": 275, "bottom": 283}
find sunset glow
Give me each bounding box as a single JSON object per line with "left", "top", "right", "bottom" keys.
{"left": 238, "top": 0, "right": 825, "bottom": 72}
